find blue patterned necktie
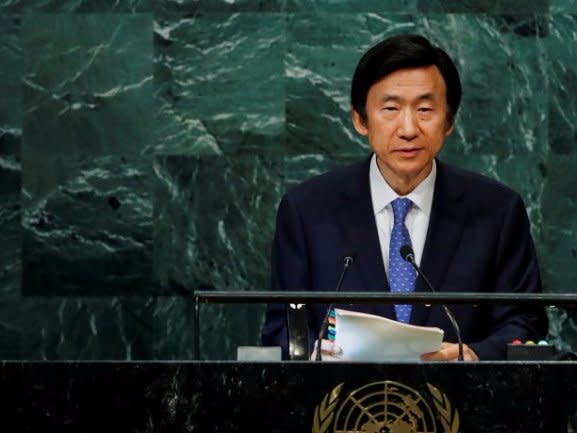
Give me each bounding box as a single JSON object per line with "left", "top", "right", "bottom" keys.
{"left": 389, "top": 197, "right": 417, "bottom": 323}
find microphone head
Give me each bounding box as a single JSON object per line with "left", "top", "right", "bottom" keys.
{"left": 399, "top": 245, "right": 414, "bottom": 262}
{"left": 343, "top": 251, "right": 356, "bottom": 264}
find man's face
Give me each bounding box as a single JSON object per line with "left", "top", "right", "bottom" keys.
{"left": 352, "top": 65, "right": 454, "bottom": 193}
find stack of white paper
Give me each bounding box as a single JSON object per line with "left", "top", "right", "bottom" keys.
{"left": 334, "top": 308, "right": 444, "bottom": 362}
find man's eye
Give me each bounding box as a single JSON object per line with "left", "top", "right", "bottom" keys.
{"left": 383, "top": 107, "right": 398, "bottom": 111}
{"left": 418, "top": 107, "right": 432, "bottom": 112}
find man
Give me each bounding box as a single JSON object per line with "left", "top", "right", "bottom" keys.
{"left": 261, "top": 34, "right": 547, "bottom": 361}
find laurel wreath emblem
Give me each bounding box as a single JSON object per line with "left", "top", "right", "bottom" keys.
{"left": 427, "top": 383, "right": 460, "bottom": 433}
{"left": 312, "top": 382, "right": 343, "bottom": 433}
{"left": 312, "top": 381, "right": 460, "bottom": 433}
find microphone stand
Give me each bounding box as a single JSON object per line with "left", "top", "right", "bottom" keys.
{"left": 401, "top": 245, "right": 464, "bottom": 361}
{"left": 315, "top": 255, "right": 354, "bottom": 361}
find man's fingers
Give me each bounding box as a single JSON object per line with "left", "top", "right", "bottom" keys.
{"left": 320, "top": 339, "right": 342, "bottom": 354}
{"left": 310, "top": 339, "right": 344, "bottom": 360}
{"left": 421, "top": 347, "right": 452, "bottom": 361}
{"left": 420, "top": 342, "right": 479, "bottom": 361}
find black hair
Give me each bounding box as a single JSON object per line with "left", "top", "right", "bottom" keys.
{"left": 350, "top": 34, "right": 461, "bottom": 126}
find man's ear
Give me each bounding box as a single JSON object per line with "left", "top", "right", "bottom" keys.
{"left": 351, "top": 109, "right": 368, "bottom": 136}
{"left": 444, "top": 121, "right": 454, "bottom": 137}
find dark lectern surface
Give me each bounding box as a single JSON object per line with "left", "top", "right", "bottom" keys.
{"left": 0, "top": 361, "right": 575, "bottom": 432}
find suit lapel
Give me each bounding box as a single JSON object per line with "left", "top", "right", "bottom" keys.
{"left": 411, "top": 160, "right": 467, "bottom": 326}
{"left": 335, "top": 156, "right": 395, "bottom": 319}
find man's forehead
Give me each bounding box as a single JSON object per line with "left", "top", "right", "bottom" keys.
{"left": 370, "top": 66, "right": 447, "bottom": 99}
{"left": 381, "top": 92, "right": 435, "bottom": 102}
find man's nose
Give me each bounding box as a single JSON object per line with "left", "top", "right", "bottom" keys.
{"left": 397, "top": 109, "right": 418, "bottom": 140}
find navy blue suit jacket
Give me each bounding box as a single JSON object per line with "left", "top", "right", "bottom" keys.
{"left": 261, "top": 156, "right": 547, "bottom": 360}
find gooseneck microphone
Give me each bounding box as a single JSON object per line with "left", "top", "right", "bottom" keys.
{"left": 315, "top": 253, "right": 355, "bottom": 361}
{"left": 400, "top": 245, "right": 464, "bottom": 361}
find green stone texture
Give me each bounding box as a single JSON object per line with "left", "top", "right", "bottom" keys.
{"left": 153, "top": 12, "right": 285, "bottom": 155}
{"left": 0, "top": 1, "right": 574, "bottom": 360}
{"left": 551, "top": 0, "right": 577, "bottom": 11}
{"left": 0, "top": 296, "right": 156, "bottom": 359}
{"left": 0, "top": 0, "right": 151, "bottom": 13}
{"left": 22, "top": 155, "right": 155, "bottom": 295}
{"left": 21, "top": 14, "right": 155, "bottom": 295}
{"left": 286, "top": 0, "right": 418, "bottom": 12}
{"left": 0, "top": 15, "right": 23, "bottom": 358}
{"left": 153, "top": 154, "right": 281, "bottom": 359}
{"left": 153, "top": 154, "right": 281, "bottom": 292}
{"left": 418, "top": 0, "right": 548, "bottom": 13}
{"left": 157, "top": 0, "right": 284, "bottom": 13}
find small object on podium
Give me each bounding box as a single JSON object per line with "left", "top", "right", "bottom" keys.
{"left": 327, "top": 308, "right": 337, "bottom": 342}
{"left": 287, "top": 303, "right": 309, "bottom": 360}
{"left": 506, "top": 339, "right": 554, "bottom": 361}
{"left": 237, "top": 346, "right": 282, "bottom": 361}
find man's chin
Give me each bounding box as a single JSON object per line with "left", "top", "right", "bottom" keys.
{"left": 391, "top": 161, "right": 433, "bottom": 179}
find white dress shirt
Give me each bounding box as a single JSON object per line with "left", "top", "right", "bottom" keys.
{"left": 369, "top": 154, "right": 436, "bottom": 279}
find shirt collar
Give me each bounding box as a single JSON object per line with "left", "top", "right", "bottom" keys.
{"left": 369, "top": 153, "right": 436, "bottom": 215}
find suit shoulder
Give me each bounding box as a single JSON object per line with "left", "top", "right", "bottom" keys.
{"left": 283, "top": 158, "right": 367, "bottom": 204}
{"left": 440, "top": 161, "right": 523, "bottom": 202}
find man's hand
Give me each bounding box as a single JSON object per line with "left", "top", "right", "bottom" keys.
{"left": 310, "top": 339, "right": 347, "bottom": 361}
{"left": 420, "top": 342, "right": 479, "bottom": 361}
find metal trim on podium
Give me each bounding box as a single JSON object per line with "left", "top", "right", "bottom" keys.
{"left": 191, "top": 291, "right": 577, "bottom": 360}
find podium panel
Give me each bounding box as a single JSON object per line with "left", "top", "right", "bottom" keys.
{"left": 0, "top": 361, "right": 575, "bottom": 432}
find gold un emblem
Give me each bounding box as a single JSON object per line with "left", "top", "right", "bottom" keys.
{"left": 312, "top": 380, "right": 460, "bottom": 433}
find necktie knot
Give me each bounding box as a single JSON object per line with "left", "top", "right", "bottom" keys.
{"left": 391, "top": 197, "right": 412, "bottom": 223}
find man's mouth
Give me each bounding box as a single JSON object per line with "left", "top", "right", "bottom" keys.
{"left": 396, "top": 147, "right": 422, "bottom": 156}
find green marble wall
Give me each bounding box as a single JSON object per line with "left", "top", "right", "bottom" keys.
{"left": 1, "top": 0, "right": 577, "bottom": 360}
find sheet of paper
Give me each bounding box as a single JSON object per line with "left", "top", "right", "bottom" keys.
{"left": 334, "top": 308, "right": 444, "bottom": 362}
